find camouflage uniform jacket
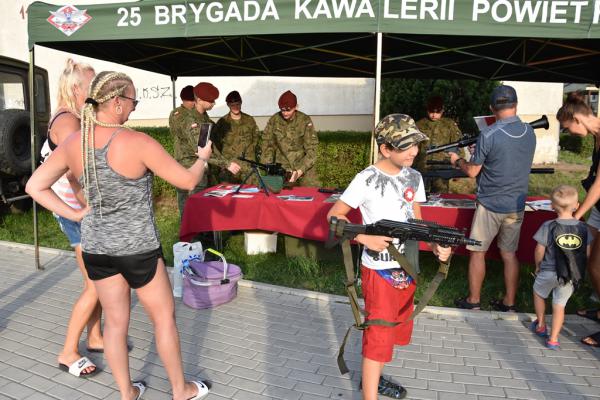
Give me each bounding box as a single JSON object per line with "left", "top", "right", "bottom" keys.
{"left": 210, "top": 112, "right": 260, "bottom": 174}
{"left": 414, "top": 117, "right": 462, "bottom": 171}
{"left": 172, "top": 108, "right": 212, "bottom": 168}
{"left": 260, "top": 110, "right": 318, "bottom": 174}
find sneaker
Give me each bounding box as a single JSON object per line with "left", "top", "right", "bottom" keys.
{"left": 530, "top": 320, "right": 549, "bottom": 337}
{"left": 546, "top": 339, "right": 560, "bottom": 350}
{"left": 490, "top": 298, "right": 517, "bottom": 312}
{"left": 454, "top": 296, "right": 481, "bottom": 310}
{"left": 359, "top": 376, "right": 407, "bottom": 399}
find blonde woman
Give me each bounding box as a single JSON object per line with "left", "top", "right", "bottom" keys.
{"left": 28, "top": 71, "right": 210, "bottom": 400}
{"left": 556, "top": 92, "right": 600, "bottom": 348}
{"left": 41, "top": 59, "right": 102, "bottom": 377}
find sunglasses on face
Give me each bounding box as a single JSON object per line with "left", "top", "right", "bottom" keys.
{"left": 120, "top": 95, "right": 139, "bottom": 108}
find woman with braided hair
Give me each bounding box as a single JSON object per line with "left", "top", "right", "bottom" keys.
{"left": 27, "top": 71, "right": 211, "bottom": 400}
{"left": 40, "top": 59, "right": 102, "bottom": 378}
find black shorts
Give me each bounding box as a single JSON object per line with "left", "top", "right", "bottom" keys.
{"left": 82, "top": 247, "right": 163, "bottom": 289}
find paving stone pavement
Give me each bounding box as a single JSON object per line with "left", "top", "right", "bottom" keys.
{"left": 0, "top": 241, "right": 599, "bottom": 400}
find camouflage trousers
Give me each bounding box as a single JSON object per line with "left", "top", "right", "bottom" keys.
{"left": 176, "top": 181, "right": 207, "bottom": 219}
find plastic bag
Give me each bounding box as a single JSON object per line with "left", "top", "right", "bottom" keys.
{"left": 172, "top": 242, "right": 204, "bottom": 297}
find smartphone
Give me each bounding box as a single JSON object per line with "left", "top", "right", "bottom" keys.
{"left": 197, "top": 123, "right": 213, "bottom": 147}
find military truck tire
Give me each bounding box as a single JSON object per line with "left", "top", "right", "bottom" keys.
{"left": 0, "top": 109, "right": 31, "bottom": 176}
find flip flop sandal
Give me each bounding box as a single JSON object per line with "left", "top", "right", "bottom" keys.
{"left": 576, "top": 309, "right": 600, "bottom": 322}
{"left": 530, "top": 320, "right": 549, "bottom": 337}
{"left": 581, "top": 331, "right": 600, "bottom": 348}
{"left": 58, "top": 356, "right": 99, "bottom": 378}
{"left": 546, "top": 339, "right": 560, "bottom": 350}
{"left": 133, "top": 381, "right": 146, "bottom": 400}
{"left": 173, "top": 381, "right": 210, "bottom": 400}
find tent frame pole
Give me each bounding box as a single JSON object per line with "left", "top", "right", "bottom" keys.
{"left": 171, "top": 76, "right": 177, "bottom": 110}
{"left": 372, "top": 32, "right": 382, "bottom": 164}
{"left": 29, "top": 47, "right": 42, "bottom": 270}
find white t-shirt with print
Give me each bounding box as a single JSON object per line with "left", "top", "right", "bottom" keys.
{"left": 340, "top": 165, "right": 426, "bottom": 270}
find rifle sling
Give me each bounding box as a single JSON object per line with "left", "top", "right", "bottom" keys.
{"left": 337, "top": 240, "right": 452, "bottom": 374}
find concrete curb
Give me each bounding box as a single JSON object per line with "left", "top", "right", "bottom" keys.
{"left": 1, "top": 240, "right": 597, "bottom": 325}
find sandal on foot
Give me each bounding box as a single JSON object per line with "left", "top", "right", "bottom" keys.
{"left": 377, "top": 376, "right": 407, "bottom": 399}
{"left": 490, "top": 299, "right": 517, "bottom": 313}
{"left": 530, "top": 320, "right": 549, "bottom": 337}
{"left": 454, "top": 297, "right": 481, "bottom": 310}
{"left": 133, "top": 381, "right": 146, "bottom": 400}
{"left": 174, "top": 380, "right": 210, "bottom": 400}
{"left": 581, "top": 331, "right": 600, "bottom": 347}
{"left": 546, "top": 339, "right": 560, "bottom": 350}
{"left": 86, "top": 343, "right": 133, "bottom": 354}
{"left": 58, "top": 356, "right": 99, "bottom": 378}
{"left": 576, "top": 309, "right": 600, "bottom": 322}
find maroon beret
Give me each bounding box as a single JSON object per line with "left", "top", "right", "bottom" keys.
{"left": 426, "top": 96, "right": 444, "bottom": 111}
{"left": 225, "top": 90, "right": 242, "bottom": 104}
{"left": 180, "top": 85, "right": 194, "bottom": 101}
{"left": 278, "top": 90, "right": 297, "bottom": 109}
{"left": 193, "top": 82, "right": 219, "bottom": 102}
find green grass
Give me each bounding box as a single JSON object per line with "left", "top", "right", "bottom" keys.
{"left": 1, "top": 151, "right": 599, "bottom": 314}
{"left": 558, "top": 150, "right": 592, "bottom": 165}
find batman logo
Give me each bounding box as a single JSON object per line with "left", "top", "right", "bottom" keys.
{"left": 556, "top": 234, "right": 582, "bottom": 250}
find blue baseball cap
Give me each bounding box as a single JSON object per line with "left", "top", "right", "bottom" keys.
{"left": 490, "top": 85, "right": 518, "bottom": 109}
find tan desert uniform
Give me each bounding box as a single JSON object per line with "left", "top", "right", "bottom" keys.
{"left": 171, "top": 108, "right": 212, "bottom": 215}
{"left": 415, "top": 117, "right": 462, "bottom": 193}
{"left": 211, "top": 112, "right": 260, "bottom": 184}
{"left": 261, "top": 110, "right": 319, "bottom": 187}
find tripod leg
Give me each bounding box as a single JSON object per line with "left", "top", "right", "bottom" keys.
{"left": 234, "top": 170, "right": 254, "bottom": 194}
{"left": 254, "top": 168, "right": 271, "bottom": 196}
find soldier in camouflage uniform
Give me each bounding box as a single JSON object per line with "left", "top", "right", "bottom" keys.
{"left": 210, "top": 90, "right": 260, "bottom": 184}
{"left": 168, "top": 85, "right": 195, "bottom": 134}
{"left": 415, "top": 96, "right": 462, "bottom": 193}
{"left": 171, "top": 82, "right": 219, "bottom": 217}
{"left": 260, "top": 90, "right": 319, "bottom": 187}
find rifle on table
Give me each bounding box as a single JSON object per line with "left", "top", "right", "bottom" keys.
{"left": 327, "top": 216, "right": 481, "bottom": 375}
{"left": 423, "top": 167, "right": 555, "bottom": 181}
{"left": 237, "top": 156, "right": 291, "bottom": 180}
{"left": 426, "top": 115, "right": 549, "bottom": 155}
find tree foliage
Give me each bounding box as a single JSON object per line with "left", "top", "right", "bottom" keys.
{"left": 380, "top": 79, "right": 500, "bottom": 133}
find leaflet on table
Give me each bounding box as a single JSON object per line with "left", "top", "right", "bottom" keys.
{"left": 204, "top": 185, "right": 260, "bottom": 197}
{"left": 277, "top": 195, "right": 314, "bottom": 201}
{"left": 525, "top": 200, "right": 552, "bottom": 211}
{"left": 323, "top": 193, "right": 341, "bottom": 203}
{"left": 421, "top": 197, "right": 476, "bottom": 208}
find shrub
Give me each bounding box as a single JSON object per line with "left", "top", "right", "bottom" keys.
{"left": 559, "top": 133, "right": 595, "bottom": 156}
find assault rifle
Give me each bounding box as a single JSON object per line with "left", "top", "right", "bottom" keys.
{"left": 426, "top": 115, "right": 549, "bottom": 155}
{"left": 327, "top": 217, "right": 481, "bottom": 252}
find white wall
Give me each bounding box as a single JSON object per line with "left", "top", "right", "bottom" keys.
{"left": 2, "top": 0, "right": 374, "bottom": 129}
{"left": 505, "top": 81, "right": 562, "bottom": 164}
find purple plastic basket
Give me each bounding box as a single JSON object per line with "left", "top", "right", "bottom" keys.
{"left": 182, "top": 252, "right": 242, "bottom": 309}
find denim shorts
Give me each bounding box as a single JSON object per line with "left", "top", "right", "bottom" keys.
{"left": 54, "top": 214, "right": 81, "bottom": 247}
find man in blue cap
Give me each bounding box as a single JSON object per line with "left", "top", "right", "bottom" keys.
{"left": 450, "top": 85, "right": 536, "bottom": 312}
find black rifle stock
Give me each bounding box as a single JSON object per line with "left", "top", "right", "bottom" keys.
{"left": 327, "top": 217, "right": 481, "bottom": 249}
{"left": 426, "top": 115, "right": 550, "bottom": 156}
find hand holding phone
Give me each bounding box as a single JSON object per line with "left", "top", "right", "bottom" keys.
{"left": 198, "top": 123, "right": 214, "bottom": 148}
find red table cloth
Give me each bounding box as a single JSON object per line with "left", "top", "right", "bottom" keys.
{"left": 180, "top": 187, "right": 554, "bottom": 264}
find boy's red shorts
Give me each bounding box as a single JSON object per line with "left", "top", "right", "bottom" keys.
{"left": 361, "top": 265, "right": 415, "bottom": 363}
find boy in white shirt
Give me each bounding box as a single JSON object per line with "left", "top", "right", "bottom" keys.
{"left": 327, "top": 114, "right": 451, "bottom": 400}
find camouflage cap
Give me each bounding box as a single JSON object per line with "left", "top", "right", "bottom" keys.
{"left": 375, "top": 114, "right": 429, "bottom": 150}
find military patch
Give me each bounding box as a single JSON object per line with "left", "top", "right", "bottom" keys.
{"left": 47, "top": 5, "right": 91, "bottom": 37}
{"left": 174, "top": 111, "right": 179, "bottom": 115}
{"left": 307, "top": 123, "right": 313, "bottom": 127}
{"left": 556, "top": 234, "right": 582, "bottom": 250}
{"left": 191, "top": 123, "right": 198, "bottom": 128}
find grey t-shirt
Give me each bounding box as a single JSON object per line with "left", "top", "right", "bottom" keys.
{"left": 533, "top": 219, "right": 592, "bottom": 272}
{"left": 471, "top": 116, "right": 536, "bottom": 213}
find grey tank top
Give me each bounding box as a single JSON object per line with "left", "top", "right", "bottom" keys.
{"left": 80, "top": 129, "right": 161, "bottom": 255}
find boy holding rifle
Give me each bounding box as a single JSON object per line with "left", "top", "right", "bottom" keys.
{"left": 327, "top": 114, "right": 451, "bottom": 400}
